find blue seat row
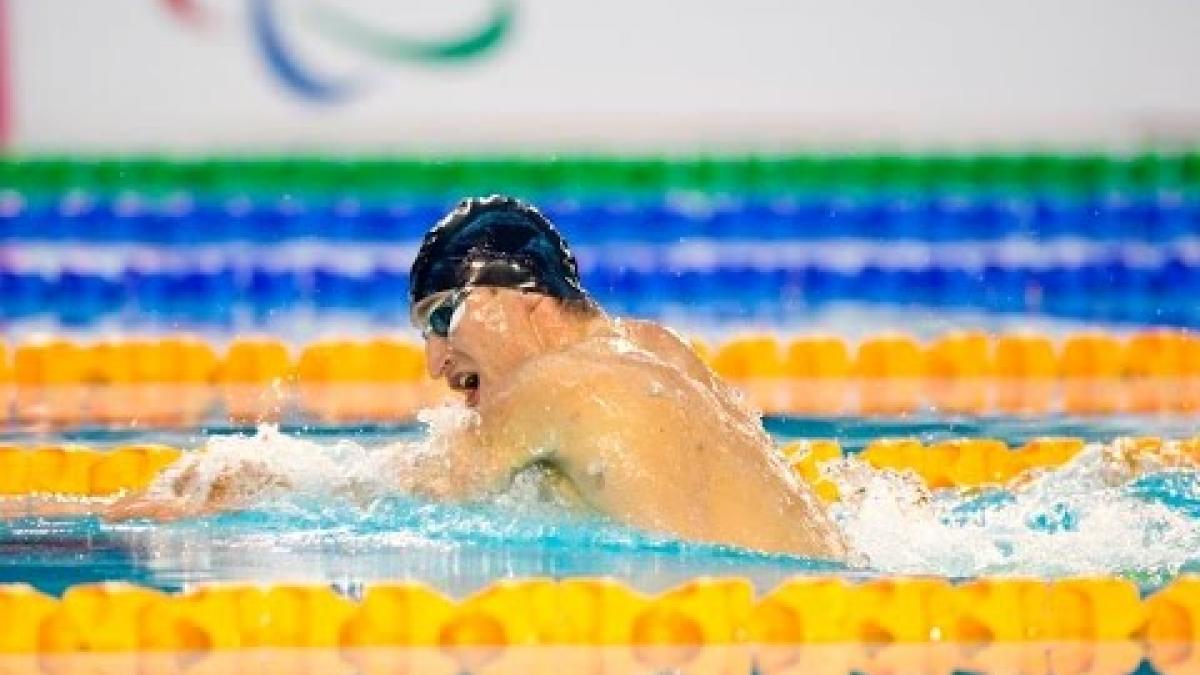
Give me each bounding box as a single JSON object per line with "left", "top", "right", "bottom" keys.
{"left": 2, "top": 195, "right": 1199, "bottom": 244}
{"left": 4, "top": 259, "right": 1200, "bottom": 327}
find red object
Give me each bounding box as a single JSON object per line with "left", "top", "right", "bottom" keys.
{"left": 0, "top": 0, "right": 10, "bottom": 147}
{"left": 162, "top": 0, "right": 208, "bottom": 26}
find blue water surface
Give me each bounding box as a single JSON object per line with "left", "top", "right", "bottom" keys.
{"left": 2, "top": 415, "right": 1199, "bottom": 598}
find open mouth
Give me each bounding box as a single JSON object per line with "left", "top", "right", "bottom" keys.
{"left": 449, "top": 371, "right": 481, "bottom": 407}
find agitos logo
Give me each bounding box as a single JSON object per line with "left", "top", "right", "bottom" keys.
{"left": 160, "top": 0, "right": 515, "bottom": 103}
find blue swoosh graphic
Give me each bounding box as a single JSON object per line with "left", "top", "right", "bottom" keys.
{"left": 249, "top": 0, "right": 354, "bottom": 103}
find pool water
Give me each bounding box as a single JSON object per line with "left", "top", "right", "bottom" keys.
{"left": 4, "top": 156, "right": 1200, "bottom": 673}
{"left": 4, "top": 415, "right": 1199, "bottom": 599}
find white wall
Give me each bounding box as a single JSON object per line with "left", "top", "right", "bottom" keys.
{"left": 11, "top": 0, "right": 1200, "bottom": 151}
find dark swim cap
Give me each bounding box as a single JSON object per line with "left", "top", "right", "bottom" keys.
{"left": 409, "top": 195, "right": 587, "bottom": 305}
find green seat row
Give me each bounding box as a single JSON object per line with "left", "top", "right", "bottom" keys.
{"left": 1, "top": 153, "right": 1197, "bottom": 198}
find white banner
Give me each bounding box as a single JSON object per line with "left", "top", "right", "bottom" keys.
{"left": 9, "top": 0, "right": 1200, "bottom": 151}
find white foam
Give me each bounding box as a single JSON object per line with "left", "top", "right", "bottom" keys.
{"left": 147, "top": 405, "right": 483, "bottom": 508}
{"left": 828, "top": 444, "right": 1200, "bottom": 579}
{"left": 142, "top": 420, "right": 1200, "bottom": 579}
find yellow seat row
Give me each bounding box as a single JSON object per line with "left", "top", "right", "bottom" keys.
{"left": 0, "top": 436, "right": 1190, "bottom": 500}
{"left": 2, "top": 576, "right": 1199, "bottom": 673}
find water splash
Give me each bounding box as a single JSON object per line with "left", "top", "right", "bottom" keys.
{"left": 133, "top": 416, "right": 824, "bottom": 560}
{"left": 124, "top": 421, "right": 1200, "bottom": 587}
{"left": 828, "top": 443, "right": 1200, "bottom": 582}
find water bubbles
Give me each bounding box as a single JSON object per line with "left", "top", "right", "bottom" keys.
{"left": 829, "top": 443, "right": 1200, "bottom": 580}
{"left": 137, "top": 422, "right": 1200, "bottom": 586}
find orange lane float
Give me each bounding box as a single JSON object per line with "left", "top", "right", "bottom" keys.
{"left": 12, "top": 340, "right": 91, "bottom": 426}
{"left": 2, "top": 329, "right": 1200, "bottom": 422}
{"left": 217, "top": 338, "right": 292, "bottom": 422}
{"left": 993, "top": 332, "right": 1057, "bottom": 415}
{"left": 854, "top": 333, "right": 925, "bottom": 416}
{"left": 296, "top": 339, "right": 428, "bottom": 423}
{"left": 0, "top": 445, "right": 181, "bottom": 497}
{"left": 1060, "top": 331, "right": 1125, "bottom": 415}
{"left": 1125, "top": 330, "right": 1200, "bottom": 414}
{"left": 87, "top": 338, "right": 219, "bottom": 426}
{"left": 5, "top": 435, "right": 1200, "bottom": 500}
{"left": 712, "top": 335, "right": 790, "bottom": 415}
{"left": 3, "top": 576, "right": 1200, "bottom": 674}
{"left": 0, "top": 342, "right": 11, "bottom": 425}
{"left": 782, "top": 336, "right": 851, "bottom": 415}
{"left": 924, "top": 330, "right": 992, "bottom": 415}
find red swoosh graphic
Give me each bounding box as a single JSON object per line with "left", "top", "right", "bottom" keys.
{"left": 0, "top": 0, "right": 10, "bottom": 147}
{"left": 161, "top": 0, "right": 210, "bottom": 27}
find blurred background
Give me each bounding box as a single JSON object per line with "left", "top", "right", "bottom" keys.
{"left": 2, "top": 1, "right": 1200, "bottom": 423}
{"left": 5, "top": 0, "right": 1200, "bottom": 334}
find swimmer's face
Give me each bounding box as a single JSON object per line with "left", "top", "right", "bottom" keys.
{"left": 420, "top": 287, "right": 553, "bottom": 408}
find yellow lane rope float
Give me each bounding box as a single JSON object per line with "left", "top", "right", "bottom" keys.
{"left": 0, "top": 436, "right": 1193, "bottom": 500}
{"left": 2, "top": 329, "right": 1200, "bottom": 424}
{"left": 2, "top": 575, "right": 1200, "bottom": 674}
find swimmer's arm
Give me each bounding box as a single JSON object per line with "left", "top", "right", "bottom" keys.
{"left": 390, "top": 372, "right": 580, "bottom": 502}
{"left": 389, "top": 418, "right": 539, "bottom": 501}
{"left": 0, "top": 487, "right": 236, "bottom": 523}
{"left": 101, "top": 457, "right": 291, "bottom": 522}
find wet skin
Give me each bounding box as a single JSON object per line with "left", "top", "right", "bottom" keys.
{"left": 404, "top": 288, "right": 847, "bottom": 559}
{"left": 46, "top": 288, "right": 845, "bottom": 559}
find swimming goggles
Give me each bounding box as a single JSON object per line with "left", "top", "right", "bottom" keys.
{"left": 411, "top": 258, "right": 547, "bottom": 338}
{"left": 411, "top": 287, "right": 472, "bottom": 338}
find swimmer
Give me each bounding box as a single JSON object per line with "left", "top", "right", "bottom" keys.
{"left": 99, "top": 196, "right": 847, "bottom": 558}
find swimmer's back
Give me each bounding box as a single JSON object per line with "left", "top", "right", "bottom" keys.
{"left": 487, "top": 340, "right": 846, "bottom": 558}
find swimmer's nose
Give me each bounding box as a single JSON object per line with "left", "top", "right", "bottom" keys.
{"left": 424, "top": 336, "right": 451, "bottom": 378}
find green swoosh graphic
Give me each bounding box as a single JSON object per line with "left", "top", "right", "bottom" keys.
{"left": 306, "top": 1, "right": 515, "bottom": 63}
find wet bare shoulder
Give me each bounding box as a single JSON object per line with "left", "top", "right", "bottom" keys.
{"left": 487, "top": 348, "right": 692, "bottom": 434}
{"left": 621, "top": 319, "right": 695, "bottom": 357}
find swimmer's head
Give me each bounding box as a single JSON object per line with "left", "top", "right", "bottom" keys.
{"left": 410, "top": 195, "right": 588, "bottom": 310}
{"left": 411, "top": 196, "right": 602, "bottom": 407}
